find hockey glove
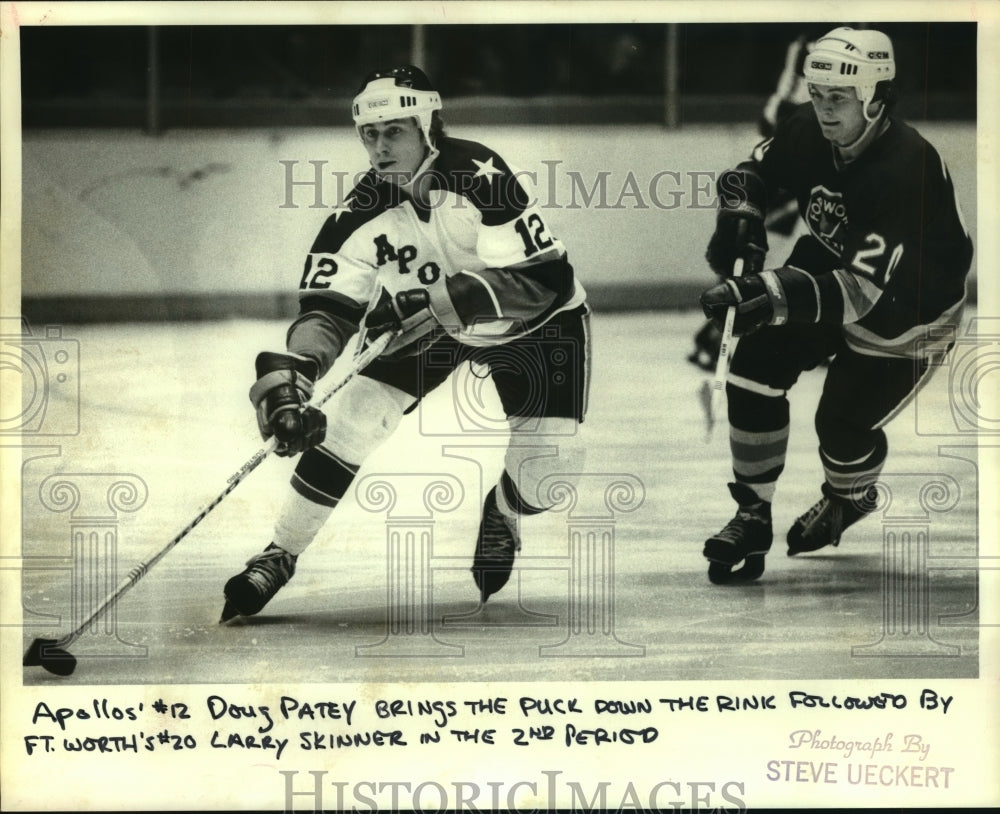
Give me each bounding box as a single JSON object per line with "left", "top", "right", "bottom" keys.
{"left": 700, "top": 272, "right": 788, "bottom": 337}
{"left": 706, "top": 213, "right": 768, "bottom": 277}
{"left": 363, "top": 289, "right": 431, "bottom": 338}
{"left": 249, "top": 352, "right": 327, "bottom": 457}
{"left": 706, "top": 167, "right": 769, "bottom": 277}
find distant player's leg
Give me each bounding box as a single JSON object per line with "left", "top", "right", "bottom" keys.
{"left": 704, "top": 322, "right": 836, "bottom": 584}
{"left": 221, "top": 373, "right": 414, "bottom": 620}
{"left": 787, "top": 349, "right": 932, "bottom": 555}
{"left": 472, "top": 306, "right": 591, "bottom": 601}
{"left": 688, "top": 318, "right": 723, "bottom": 371}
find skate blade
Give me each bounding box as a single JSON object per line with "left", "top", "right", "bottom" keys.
{"left": 707, "top": 555, "right": 766, "bottom": 585}
{"left": 471, "top": 566, "right": 512, "bottom": 604}
{"left": 786, "top": 539, "right": 840, "bottom": 557}
{"left": 219, "top": 601, "right": 242, "bottom": 624}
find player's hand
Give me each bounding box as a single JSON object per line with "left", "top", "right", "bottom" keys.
{"left": 249, "top": 352, "right": 327, "bottom": 457}
{"left": 705, "top": 212, "right": 768, "bottom": 277}
{"left": 363, "top": 289, "right": 431, "bottom": 338}
{"left": 700, "top": 275, "right": 775, "bottom": 337}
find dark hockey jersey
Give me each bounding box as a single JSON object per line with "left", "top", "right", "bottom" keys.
{"left": 286, "top": 136, "right": 585, "bottom": 374}
{"left": 747, "top": 103, "right": 973, "bottom": 358}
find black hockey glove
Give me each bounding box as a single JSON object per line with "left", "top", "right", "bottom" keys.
{"left": 700, "top": 274, "right": 785, "bottom": 337}
{"left": 706, "top": 212, "right": 768, "bottom": 277}
{"left": 363, "top": 289, "right": 431, "bottom": 338}
{"left": 706, "top": 167, "right": 769, "bottom": 277}
{"left": 249, "top": 352, "right": 327, "bottom": 457}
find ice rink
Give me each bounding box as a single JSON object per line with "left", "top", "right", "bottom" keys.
{"left": 16, "top": 308, "right": 981, "bottom": 685}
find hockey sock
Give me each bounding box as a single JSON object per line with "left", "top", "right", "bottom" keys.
{"left": 727, "top": 381, "right": 790, "bottom": 503}
{"left": 496, "top": 469, "right": 546, "bottom": 519}
{"left": 737, "top": 479, "right": 775, "bottom": 505}
{"left": 273, "top": 446, "right": 361, "bottom": 556}
{"left": 820, "top": 430, "right": 887, "bottom": 501}
{"left": 273, "top": 490, "right": 335, "bottom": 556}
{"left": 290, "top": 446, "right": 360, "bottom": 508}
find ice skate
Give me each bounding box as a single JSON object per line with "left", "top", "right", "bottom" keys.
{"left": 787, "top": 482, "right": 878, "bottom": 556}
{"left": 471, "top": 487, "right": 522, "bottom": 602}
{"left": 220, "top": 543, "right": 297, "bottom": 622}
{"left": 703, "top": 482, "right": 772, "bottom": 584}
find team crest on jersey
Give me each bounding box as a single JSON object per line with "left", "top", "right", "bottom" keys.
{"left": 806, "top": 185, "right": 849, "bottom": 255}
{"left": 373, "top": 233, "right": 441, "bottom": 284}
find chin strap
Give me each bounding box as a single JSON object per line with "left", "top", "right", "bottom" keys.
{"left": 835, "top": 110, "right": 890, "bottom": 166}
{"left": 396, "top": 143, "right": 440, "bottom": 198}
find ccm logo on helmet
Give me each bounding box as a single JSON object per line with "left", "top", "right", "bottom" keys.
{"left": 810, "top": 60, "right": 832, "bottom": 70}
{"left": 367, "top": 98, "right": 390, "bottom": 109}
{"left": 867, "top": 51, "right": 890, "bottom": 59}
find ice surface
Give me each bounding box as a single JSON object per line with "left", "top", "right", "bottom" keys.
{"left": 16, "top": 311, "right": 979, "bottom": 685}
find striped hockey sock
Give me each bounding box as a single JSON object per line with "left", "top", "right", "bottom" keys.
{"left": 727, "top": 380, "right": 790, "bottom": 504}
{"left": 291, "top": 446, "right": 360, "bottom": 508}
{"left": 272, "top": 446, "right": 361, "bottom": 556}
{"left": 820, "top": 430, "right": 887, "bottom": 502}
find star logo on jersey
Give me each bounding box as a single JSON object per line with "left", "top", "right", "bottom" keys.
{"left": 806, "top": 185, "right": 849, "bottom": 256}
{"left": 472, "top": 156, "right": 503, "bottom": 181}
{"left": 332, "top": 195, "right": 355, "bottom": 221}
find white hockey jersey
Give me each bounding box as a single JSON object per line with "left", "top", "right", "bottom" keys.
{"left": 286, "top": 136, "right": 586, "bottom": 375}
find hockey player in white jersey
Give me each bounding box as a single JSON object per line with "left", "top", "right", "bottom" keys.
{"left": 221, "top": 66, "right": 590, "bottom": 621}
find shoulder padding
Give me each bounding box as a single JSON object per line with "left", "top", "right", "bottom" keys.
{"left": 430, "top": 137, "right": 532, "bottom": 226}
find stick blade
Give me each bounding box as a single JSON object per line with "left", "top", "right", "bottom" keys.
{"left": 23, "top": 637, "right": 77, "bottom": 676}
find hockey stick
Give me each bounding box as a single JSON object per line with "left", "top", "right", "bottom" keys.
{"left": 700, "top": 256, "right": 745, "bottom": 441}
{"left": 23, "top": 330, "right": 396, "bottom": 676}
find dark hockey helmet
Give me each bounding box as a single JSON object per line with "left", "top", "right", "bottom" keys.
{"left": 352, "top": 66, "right": 442, "bottom": 144}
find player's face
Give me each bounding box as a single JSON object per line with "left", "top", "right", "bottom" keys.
{"left": 808, "top": 84, "right": 868, "bottom": 146}
{"left": 360, "top": 118, "right": 427, "bottom": 184}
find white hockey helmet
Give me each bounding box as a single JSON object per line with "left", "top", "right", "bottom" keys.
{"left": 803, "top": 27, "right": 895, "bottom": 115}
{"left": 352, "top": 65, "right": 442, "bottom": 146}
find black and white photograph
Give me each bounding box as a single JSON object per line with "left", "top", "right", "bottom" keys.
{"left": 2, "top": 1, "right": 997, "bottom": 810}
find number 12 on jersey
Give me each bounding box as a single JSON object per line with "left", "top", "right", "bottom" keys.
{"left": 514, "top": 213, "right": 554, "bottom": 257}
{"left": 300, "top": 253, "right": 338, "bottom": 289}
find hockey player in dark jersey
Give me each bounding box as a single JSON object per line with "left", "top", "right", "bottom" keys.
{"left": 220, "top": 66, "right": 590, "bottom": 620}
{"left": 698, "top": 27, "right": 973, "bottom": 584}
